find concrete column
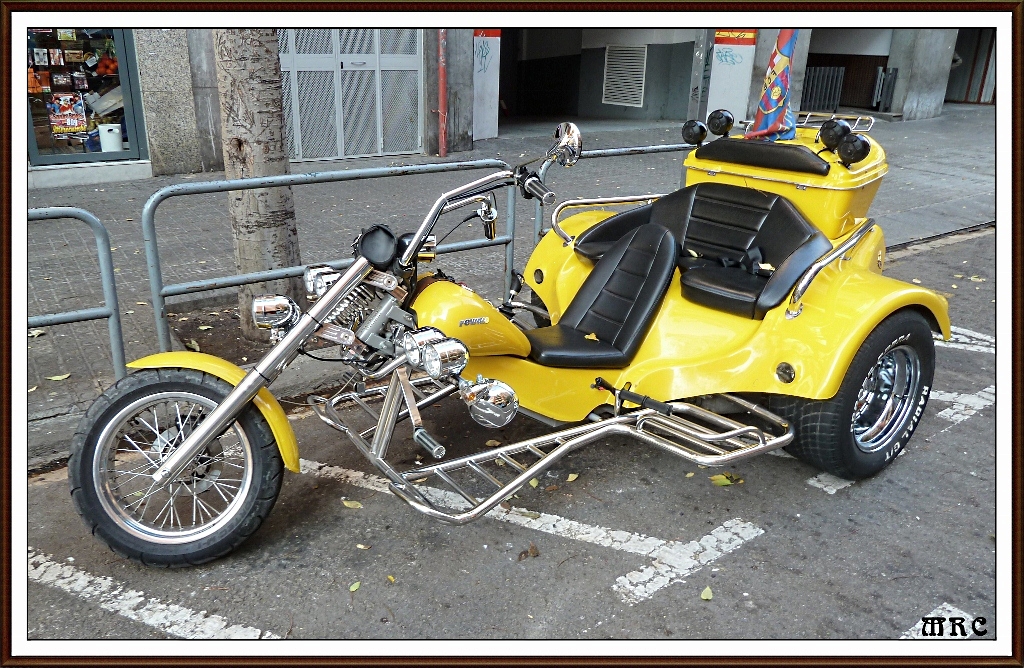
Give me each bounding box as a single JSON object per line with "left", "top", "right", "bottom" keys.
{"left": 133, "top": 29, "right": 203, "bottom": 175}
{"left": 423, "top": 29, "right": 475, "bottom": 155}
{"left": 745, "top": 29, "right": 812, "bottom": 120}
{"left": 185, "top": 29, "right": 224, "bottom": 172}
{"left": 686, "top": 30, "right": 714, "bottom": 122}
{"left": 887, "top": 29, "right": 959, "bottom": 120}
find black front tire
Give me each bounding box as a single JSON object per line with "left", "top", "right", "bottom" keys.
{"left": 769, "top": 309, "right": 935, "bottom": 480}
{"left": 69, "top": 368, "right": 283, "bottom": 567}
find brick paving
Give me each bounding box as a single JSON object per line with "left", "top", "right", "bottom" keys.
{"left": 23, "top": 105, "right": 995, "bottom": 435}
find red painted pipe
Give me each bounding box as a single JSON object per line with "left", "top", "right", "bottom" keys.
{"left": 438, "top": 29, "right": 448, "bottom": 158}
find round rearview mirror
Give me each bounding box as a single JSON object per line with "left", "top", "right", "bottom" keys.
{"left": 547, "top": 122, "right": 582, "bottom": 167}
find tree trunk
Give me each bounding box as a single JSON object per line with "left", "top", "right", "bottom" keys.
{"left": 213, "top": 29, "right": 304, "bottom": 341}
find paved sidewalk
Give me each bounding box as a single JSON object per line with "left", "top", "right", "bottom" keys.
{"left": 23, "top": 104, "right": 995, "bottom": 465}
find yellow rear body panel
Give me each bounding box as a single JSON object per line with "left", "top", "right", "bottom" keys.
{"left": 126, "top": 352, "right": 300, "bottom": 473}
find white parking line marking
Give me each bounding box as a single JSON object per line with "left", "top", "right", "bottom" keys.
{"left": 27, "top": 548, "right": 279, "bottom": 639}
{"left": 935, "top": 326, "right": 995, "bottom": 354}
{"left": 900, "top": 602, "right": 976, "bottom": 639}
{"left": 300, "top": 459, "right": 762, "bottom": 604}
{"left": 929, "top": 385, "right": 995, "bottom": 423}
{"left": 806, "top": 472, "right": 855, "bottom": 494}
{"left": 612, "top": 519, "right": 763, "bottom": 605}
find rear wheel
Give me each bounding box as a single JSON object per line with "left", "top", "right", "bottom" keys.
{"left": 769, "top": 310, "right": 935, "bottom": 479}
{"left": 69, "top": 368, "right": 283, "bottom": 567}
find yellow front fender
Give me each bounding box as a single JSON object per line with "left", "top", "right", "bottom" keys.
{"left": 126, "top": 352, "right": 300, "bottom": 473}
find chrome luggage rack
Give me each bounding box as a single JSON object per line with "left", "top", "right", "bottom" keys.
{"left": 309, "top": 376, "right": 794, "bottom": 525}
{"left": 739, "top": 112, "right": 876, "bottom": 135}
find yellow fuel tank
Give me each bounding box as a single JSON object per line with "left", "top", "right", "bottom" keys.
{"left": 410, "top": 280, "right": 531, "bottom": 357}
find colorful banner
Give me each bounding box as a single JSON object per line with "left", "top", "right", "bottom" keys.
{"left": 745, "top": 29, "right": 799, "bottom": 141}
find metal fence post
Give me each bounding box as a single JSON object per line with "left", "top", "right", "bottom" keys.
{"left": 504, "top": 185, "right": 516, "bottom": 299}
{"left": 27, "top": 207, "right": 127, "bottom": 379}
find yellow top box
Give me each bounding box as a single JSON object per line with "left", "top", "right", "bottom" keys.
{"left": 683, "top": 124, "right": 888, "bottom": 239}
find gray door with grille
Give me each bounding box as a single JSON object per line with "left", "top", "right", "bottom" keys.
{"left": 278, "top": 29, "right": 422, "bottom": 160}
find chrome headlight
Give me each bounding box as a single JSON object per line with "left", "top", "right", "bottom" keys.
{"left": 422, "top": 338, "right": 469, "bottom": 379}
{"left": 401, "top": 327, "right": 446, "bottom": 367}
{"left": 303, "top": 265, "right": 341, "bottom": 302}
{"left": 252, "top": 295, "right": 300, "bottom": 330}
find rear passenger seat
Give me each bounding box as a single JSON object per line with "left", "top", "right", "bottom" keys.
{"left": 573, "top": 181, "right": 833, "bottom": 320}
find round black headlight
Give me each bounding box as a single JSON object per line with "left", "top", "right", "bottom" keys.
{"left": 355, "top": 224, "right": 398, "bottom": 270}
{"left": 681, "top": 120, "right": 708, "bottom": 146}
{"left": 837, "top": 133, "right": 871, "bottom": 166}
{"left": 707, "top": 109, "right": 735, "bottom": 136}
{"left": 819, "top": 119, "right": 852, "bottom": 151}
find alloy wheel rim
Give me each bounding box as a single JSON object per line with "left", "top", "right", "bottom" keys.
{"left": 850, "top": 345, "right": 921, "bottom": 453}
{"left": 93, "top": 391, "right": 253, "bottom": 544}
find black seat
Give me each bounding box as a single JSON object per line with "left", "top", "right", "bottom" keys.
{"left": 525, "top": 224, "right": 678, "bottom": 368}
{"left": 572, "top": 182, "right": 833, "bottom": 320}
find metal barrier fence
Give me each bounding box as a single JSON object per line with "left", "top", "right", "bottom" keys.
{"left": 27, "top": 207, "right": 127, "bottom": 379}
{"left": 533, "top": 143, "right": 696, "bottom": 244}
{"left": 142, "top": 159, "right": 515, "bottom": 352}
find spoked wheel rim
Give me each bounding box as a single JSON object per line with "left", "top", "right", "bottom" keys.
{"left": 850, "top": 344, "right": 922, "bottom": 453}
{"left": 93, "top": 391, "right": 254, "bottom": 544}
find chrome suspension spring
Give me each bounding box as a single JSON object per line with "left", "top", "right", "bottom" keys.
{"left": 323, "top": 284, "right": 382, "bottom": 330}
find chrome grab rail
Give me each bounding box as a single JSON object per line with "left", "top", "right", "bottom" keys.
{"left": 786, "top": 220, "right": 877, "bottom": 318}
{"left": 549, "top": 194, "right": 666, "bottom": 245}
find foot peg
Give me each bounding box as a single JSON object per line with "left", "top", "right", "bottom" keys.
{"left": 414, "top": 427, "right": 446, "bottom": 459}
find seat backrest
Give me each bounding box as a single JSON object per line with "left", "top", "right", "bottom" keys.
{"left": 560, "top": 224, "right": 678, "bottom": 355}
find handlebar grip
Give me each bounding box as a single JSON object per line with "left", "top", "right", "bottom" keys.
{"left": 523, "top": 176, "right": 556, "bottom": 206}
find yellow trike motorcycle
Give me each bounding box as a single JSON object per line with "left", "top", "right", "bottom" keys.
{"left": 70, "top": 113, "right": 950, "bottom": 566}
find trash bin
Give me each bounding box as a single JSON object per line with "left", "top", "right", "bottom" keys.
{"left": 99, "top": 124, "right": 124, "bottom": 152}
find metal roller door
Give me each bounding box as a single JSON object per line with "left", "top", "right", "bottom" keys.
{"left": 279, "top": 29, "right": 422, "bottom": 160}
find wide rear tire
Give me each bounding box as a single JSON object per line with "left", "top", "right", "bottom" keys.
{"left": 69, "top": 368, "right": 283, "bottom": 567}
{"left": 769, "top": 309, "right": 935, "bottom": 480}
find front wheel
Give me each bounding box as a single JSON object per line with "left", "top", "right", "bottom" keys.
{"left": 770, "top": 309, "right": 935, "bottom": 480}
{"left": 69, "top": 368, "right": 283, "bottom": 567}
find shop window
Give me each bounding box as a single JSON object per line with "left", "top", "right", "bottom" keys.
{"left": 27, "top": 28, "right": 145, "bottom": 166}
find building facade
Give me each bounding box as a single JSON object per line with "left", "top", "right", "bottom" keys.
{"left": 27, "top": 26, "right": 986, "bottom": 188}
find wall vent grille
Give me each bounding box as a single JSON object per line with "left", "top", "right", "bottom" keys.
{"left": 602, "top": 44, "right": 647, "bottom": 107}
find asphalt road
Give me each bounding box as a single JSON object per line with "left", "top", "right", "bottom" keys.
{"left": 21, "top": 229, "right": 999, "bottom": 652}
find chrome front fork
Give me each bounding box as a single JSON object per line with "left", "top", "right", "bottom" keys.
{"left": 151, "top": 257, "right": 374, "bottom": 484}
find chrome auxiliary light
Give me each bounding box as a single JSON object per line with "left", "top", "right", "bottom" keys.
{"left": 460, "top": 375, "right": 518, "bottom": 428}
{"left": 421, "top": 338, "right": 469, "bottom": 379}
{"left": 303, "top": 265, "right": 342, "bottom": 302}
{"left": 400, "top": 327, "right": 446, "bottom": 367}
{"left": 252, "top": 295, "right": 301, "bottom": 343}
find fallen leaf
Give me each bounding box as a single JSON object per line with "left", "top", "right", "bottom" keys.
{"left": 544, "top": 485, "right": 559, "bottom": 492}
{"left": 584, "top": 332, "right": 599, "bottom": 341}
{"left": 124, "top": 310, "right": 134, "bottom": 314}
{"left": 485, "top": 439, "right": 501, "bottom": 447}
{"left": 953, "top": 274, "right": 964, "bottom": 278}
{"left": 951, "top": 284, "right": 958, "bottom": 289}
{"left": 349, "top": 581, "right": 361, "bottom": 592}
{"left": 110, "top": 247, "right": 117, "bottom": 251}
{"left": 410, "top": 477, "right": 428, "bottom": 483}
{"left": 343, "top": 500, "right": 363, "bottom": 509}
{"left": 179, "top": 317, "right": 189, "bottom": 321}
{"left": 495, "top": 459, "right": 506, "bottom": 467}
{"left": 28, "top": 329, "right": 46, "bottom": 338}
{"left": 566, "top": 473, "right": 579, "bottom": 482}
{"left": 241, "top": 357, "right": 247, "bottom": 362}
{"left": 387, "top": 575, "right": 396, "bottom": 584}
{"left": 529, "top": 542, "right": 540, "bottom": 557}
{"left": 518, "top": 550, "right": 529, "bottom": 561}
{"left": 529, "top": 478, "right": 539, "bottom": 488}
{"left": 198, "top": 260, "right": 207, "bottom": 264}
{"left": 209, "top": 312, "right": 221, "bottom": 316}
{"left": 185, "top": 339, "right": 201, "bottom": 352}
{"left": 516, "top": 510, "right": 541, "bottom": 519}
{"left": 356, "top": 543, "right": 371, "bottom": 550}
{"left": 701, "top": 586, "right": 713, "bottom": 600}
{"left": 137, "top": 302, "right": 148, "bottom": 305}
{"left": 685, "top": 472, "right": 695, "bottom": 478}
{"left": 911, "top": 278, "right": 922, "bottom": 284}
{"left": 709, "top": 473, "right": 733, "bottom": 486}
{"left": 46, "top": 373, "right": 71, "bottom": 381}
{"left": 969, "top": 275, "right": 985, "bottom": 282}
{"left": 499, "top": 501, "right": 512, "bottom": 511}
{"left": 198, "top": 325, "right": 213, "bottom": 330}
{"left": 28, "top": 386, "right": 37, "bottom": 393}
